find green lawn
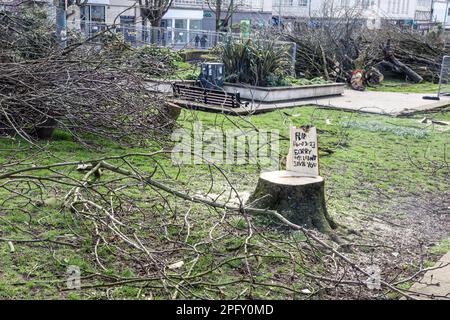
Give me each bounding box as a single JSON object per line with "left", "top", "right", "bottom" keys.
{"left": 0, "top": 106, "right": 449, "bottom": 299}
{"left": 368, "top": 79, "right": 441, "bottom": 94}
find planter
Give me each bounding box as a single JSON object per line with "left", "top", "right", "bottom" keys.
{"left": 222, "top": 82, "right": 345, "bottom": 103}
{"left": 145, "top": 79, "right": 345, "bottom": 105}
{"left": 32, "top": 117, "right": 58, "bottom": 140}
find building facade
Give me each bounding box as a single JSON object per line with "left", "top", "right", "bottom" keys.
{"left": 0, "top": 0, "right": 437, "bottom": 32}
{"left": 431, "top": 0, "right": 450, "bottom": 29}
{"left": 274, "top": 0, "right": 434, "bottom": 29}
{"left": 64, "top": 0, "right": 273, "bottom": 31}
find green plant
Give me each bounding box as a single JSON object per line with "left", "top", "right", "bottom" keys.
{"left": 284, "top": 76, "right": 332, "bottom": 86}
{"left": 132, "top": 45, "right": 182, "bottom": 76}
{"left": 220, "top": 37, "right": 292, "bottom": 87}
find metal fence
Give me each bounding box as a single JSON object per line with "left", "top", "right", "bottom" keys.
{"left": 74, "top": 20, "right": 241, "bottom": 50}
{"left": 71, "top": 20, "right": 297, "bottom": 71}
{"left": 438, "top": 55, "right": 450, "bottom": 98}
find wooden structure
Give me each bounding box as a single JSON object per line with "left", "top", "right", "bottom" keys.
{"left": 172, "top": 83, "right": 248, "bottom": 109}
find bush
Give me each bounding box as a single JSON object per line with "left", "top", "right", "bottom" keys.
{"left": 131, "top": 45, "right": 182, "bottom": 77}
{"left": 220, "top": 37, "right": 292, "bottom": 87}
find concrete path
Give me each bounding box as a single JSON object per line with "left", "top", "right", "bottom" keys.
{"left": 173, "top": 90, "right": 450, "bottom": 116}
{"left": 297, "top": 90, "right": 450, "bottom": 116}
{"left": 407, "top": 251, "right": 450, "bottom": 300}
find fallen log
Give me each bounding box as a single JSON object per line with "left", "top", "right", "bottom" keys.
{"left": 383, "top": 40, "right": 423, "bottom": 83}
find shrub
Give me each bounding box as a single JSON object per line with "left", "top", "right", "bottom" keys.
{"left": 220, "top": 37, "right": 292, "bottom": 87}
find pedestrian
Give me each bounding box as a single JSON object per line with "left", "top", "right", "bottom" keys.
{"left": 194, "top": 34, "right": 200, "bottom": 48}
{"left": 200, "top": 35, "right": 207, "bottom": 49}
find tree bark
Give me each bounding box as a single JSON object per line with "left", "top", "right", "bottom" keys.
{"left": 248, "top": 171, "right": 336, "bottom": 233}
{"left": 383, "top": 39, "right": 423, "bottom": 83}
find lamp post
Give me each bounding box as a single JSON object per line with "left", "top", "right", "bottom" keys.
{"left": 55, "top": 0, "right": 67, "bottom": 49}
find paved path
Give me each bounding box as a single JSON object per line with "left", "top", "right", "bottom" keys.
{"left": 174, "top": 90, "right": 450, "bottom": 116}
{"left": 298, "top": 90, "right": 450, "bottom": 116}
{"left": 407, "top": 251, "right": 450, "bottom": 300}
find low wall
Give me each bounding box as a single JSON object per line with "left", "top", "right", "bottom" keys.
{"left": 223, "top": 83, "right": 345, "bottom": 103}
{"left": 145, "top": 80, "right": 345, "bottom": 104}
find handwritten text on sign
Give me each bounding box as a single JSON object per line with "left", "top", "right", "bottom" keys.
{"left": 286, "top": 126, "right": 319, "bottom": 177}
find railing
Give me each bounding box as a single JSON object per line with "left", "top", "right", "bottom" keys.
{"left": 74, "top": 20, "right": 243, "bottom": 50}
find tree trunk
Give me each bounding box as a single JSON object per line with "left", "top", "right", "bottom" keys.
{"left": 248, "top": 171, "right": 336, "bottom": 233}
{"left": 383, "top": 39, "right": 423, "bottom": 83}
{"left": 141, "top": 16, "right": 147, "bottom": 43}
{"left": 150, "top": 19, "right": 161, "bottom": 45}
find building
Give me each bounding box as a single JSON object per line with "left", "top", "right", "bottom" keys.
{"left": 432, "top": 0, "right": 450, "bottom": 29}
{"left": 1, "top": 0, "right": 437, "bottom": 34}
{"left": 275, "top": 0, "right": 434, "bottom": 30}
{"left": 64, "top": 0, "right": 272, "bottom": 32}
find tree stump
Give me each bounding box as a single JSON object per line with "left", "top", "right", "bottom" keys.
{"left": 248, "top": 171, "right": 336, "bottom": 233}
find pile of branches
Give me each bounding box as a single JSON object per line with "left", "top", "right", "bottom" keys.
{"left": 0, "top": 6, "right": 176, "bottom": 145}
{"left": 375, "top": 30, "right": 446, "bottom": 83}
{"left": 284, "top": 15, "right": 449, "bottom": 84}
{"left": 0, "top": 150, "right": 432, "bottom": 300}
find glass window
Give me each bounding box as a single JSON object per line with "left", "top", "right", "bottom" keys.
{"left": 80, "top": 6, "right": 89, "bottom": 21}
{"left": 175, "top": 19, "right": 187, "bottom": 43}
{"left": 189, "top": 20, "right": 202, "bottom": 44}
{"left": 175, "top": 19, "right": 187, "bottom": 29}
{"left": 91, "top": 6, "right": 105, "bottom": 23}
{"left": 190, "top": 20, "right": 201, "bottom": 30}
{"left": 161, "top": 19, "right": 172, "bottom": 28}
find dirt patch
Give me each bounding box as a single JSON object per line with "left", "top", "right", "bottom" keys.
{"left": 330, "top": 192, "right": 450, "bottom": 299}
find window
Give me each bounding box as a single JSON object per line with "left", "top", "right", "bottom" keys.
{"left": 80, "top": 5, "right": 106, "bottom": 23}
{"left": 90, "top": 6, "right": 105, "bottom": 23}
{"left": 174, "top": 19, "right": 187, "bottom": 43}
{"left": 190, "top": 20, "right": 201, "bottom": 31}
{"left": 299, "top": 0, "right": 308, "bottom": 6}
{"left": 161, "top": 19, "right": 172, "bottom": 28}
{"left": 273, "top": 0, "right": 296, "bottom": 7}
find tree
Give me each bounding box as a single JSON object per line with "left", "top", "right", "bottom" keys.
{"left": 206, "top": 0, "right": 242, "bottom": 33}
{"left": 139, "top": 0, "right": 174, "bottom": 28}
{"left": 138, "top": 0, "right": 174, "bottom": 43}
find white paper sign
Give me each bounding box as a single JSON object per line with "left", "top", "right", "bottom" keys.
{"left": 286, "top": 126, "right": 319, "bottom": 177}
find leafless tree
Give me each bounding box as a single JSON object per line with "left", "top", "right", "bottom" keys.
{"left": 138, "top": 0, "right": 173, "bottom": 27}
{"left": 282, "top": 2, "right": 444, "bottom": 83}
{"left": 206, "top": 0, "right": 242, "bottom": 32}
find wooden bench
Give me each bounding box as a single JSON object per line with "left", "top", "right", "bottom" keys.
{"left": 172, "top": 83, "right": 248, "bottom": 109}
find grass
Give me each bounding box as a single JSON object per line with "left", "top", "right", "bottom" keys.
{"left": 430, "top": 238, "right": 450, "bottom": 256}
{"left": 368, "top": 79, "right": 441, "bottom": 94}
{"left": 0, "top": 104, "right": 449, "bottom": 299}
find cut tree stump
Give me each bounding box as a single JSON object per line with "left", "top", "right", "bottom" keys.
{"left": 248, "top": 171, "right": 336, "bottom": 233}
